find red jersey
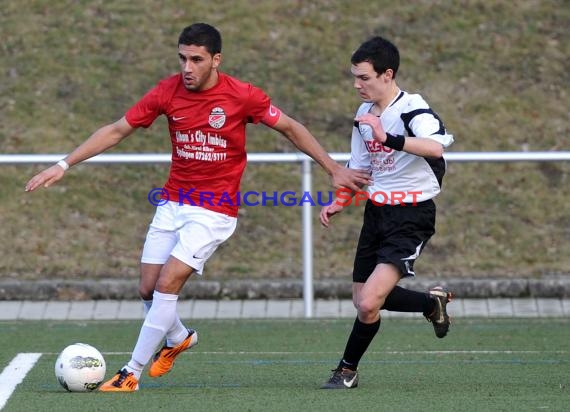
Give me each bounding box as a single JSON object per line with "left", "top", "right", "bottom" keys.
{"left": 125, "top": 72, "right": 281, "bottom": 217}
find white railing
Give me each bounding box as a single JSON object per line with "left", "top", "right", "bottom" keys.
{"left": 3, "top": 151, "right": 570, "bottom": 317}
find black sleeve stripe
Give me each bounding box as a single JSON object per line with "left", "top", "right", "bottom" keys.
{"left": 400, "top": 108, "right": 445, "bottom": 137}
{"left": 401, "top": 108, "right": 447, "bottom": 187}
{"left": 424, "top": 157, "right": 446, "bottom": 187}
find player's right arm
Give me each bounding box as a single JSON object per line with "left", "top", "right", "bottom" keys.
{"left": 25, "top": 116, "right": 135, "bottom": 192}
{"left": 319, "top": 185, "right": 365, "bottom": 228}
{"left": 320, "top": 118, "right": 371, "bottom": 228}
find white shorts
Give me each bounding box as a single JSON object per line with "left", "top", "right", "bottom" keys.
{"left": 141, "top": 202, "right": 237, "bottom": 275}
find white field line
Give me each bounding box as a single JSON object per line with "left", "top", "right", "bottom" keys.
{"left": 40, "top": 350, "right": 569, "bottom": 356}
{"left": 0, "top": 353, "right": 42, "bottom": 411}
{"left": 189, "top": 350, "right": 569, "bottom": 355}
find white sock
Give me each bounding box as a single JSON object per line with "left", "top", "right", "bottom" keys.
{"left": 166, "top": 316, "right": 189, "bottom": 347}
{"left": 142, "top": 299, "right": 153, "bottom": 315}
{"left": 130, "top": 291, "right": 178, "bottom": 368}
{"left": 124, "top": 361, "right": 144, "bottom": 380}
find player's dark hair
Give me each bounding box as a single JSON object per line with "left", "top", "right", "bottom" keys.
{"left": 351, "top": 36, "right": 399, "bottom": 78}
{"left": 178, "top": 23, "right": 222, "bottom": 55}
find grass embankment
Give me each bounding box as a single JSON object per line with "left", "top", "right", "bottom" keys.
{"left": 1, "top": 0, "right": 568, "bottom": 280}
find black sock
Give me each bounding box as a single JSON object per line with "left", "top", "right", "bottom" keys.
{"left": 339, "top": 317, "right": 381, "bottom": 370}
{"left": 382, "top": 286, "right": 435, "bottom": 315}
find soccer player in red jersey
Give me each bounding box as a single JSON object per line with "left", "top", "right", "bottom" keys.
{"left": 25, "top": 23, "right": 370, "bottom": 391}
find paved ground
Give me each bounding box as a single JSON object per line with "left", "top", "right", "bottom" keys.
{"left": 1, "top": 298, "right": 569, "bottom": 320}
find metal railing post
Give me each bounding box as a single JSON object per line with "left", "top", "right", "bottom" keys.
{"left": 301, "top": 157, "right": 314, "bottom": 318}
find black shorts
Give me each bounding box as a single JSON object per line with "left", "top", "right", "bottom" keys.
{"left": 352, "top": 199, "right": 436, "bottom": 283}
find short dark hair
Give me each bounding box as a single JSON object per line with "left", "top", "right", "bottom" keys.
{"left": 351, "top": 36, "right": 400, "bottom": 78}
{"left": 178, "top": 23, "right": 222, "bottom": 55}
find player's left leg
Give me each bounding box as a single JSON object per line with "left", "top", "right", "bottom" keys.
{"left": 148, "top": 327, "right": 198, "bottom": 378}
{"left": 146, "top": 207, "right": 237, "bottom": 379}
{"left": 381, "top": 285, "right": 453, "bottom": 338}
{"left": 382, "top": 285, "right": 435, "bottom": 313}
{"left": 425, "top": 286, "right": 453, "bottom": 338}
{"left": 145, "top": 257, "right": 199, "bottom": 378}
{"left": 378, "top": 199, "right": 453, "bottom": 337}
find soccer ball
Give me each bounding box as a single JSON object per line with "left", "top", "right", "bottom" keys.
{"left": 54, "top": 343, "right": 106, "bottom": 392}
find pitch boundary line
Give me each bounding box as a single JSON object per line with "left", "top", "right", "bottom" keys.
{"left": 41, "top": 350, "right": 569, "bottom": 356}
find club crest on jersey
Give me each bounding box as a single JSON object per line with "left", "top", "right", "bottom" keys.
{"left": 208, "top": 107, "right": 226, "bottom": 129}
{"left": 365, "top": 140, "right": 393, "bottom": 153}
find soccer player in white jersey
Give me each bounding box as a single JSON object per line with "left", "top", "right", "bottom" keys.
{"left": 320, "top": 36, "right": 455, "bottom": 389}
{"left": 25, "top": 23, "right": 370, "bottom": 392}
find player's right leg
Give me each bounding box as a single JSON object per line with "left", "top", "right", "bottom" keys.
{"left": 137, "top": 201, "right": 179, "bottom": 312}
{"left": 100, "top": 261, "right": 194, "bottom": 392}
{"left": 139, "top": 263, "right": 163, "bottom": 307}
{"left": 100, "top": 203, "right": 179, "bottom": 392}
{"left": 99, "top": 368, "right": 140, "bottom": 392}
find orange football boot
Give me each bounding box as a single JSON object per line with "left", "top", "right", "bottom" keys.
{"left": 148, "top": 329, "right": 198, "bottom": 378}
{"left": 99, "top": 368, "right": 139, "bottom": 392}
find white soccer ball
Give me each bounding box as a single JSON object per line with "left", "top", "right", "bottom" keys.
{"left": 54, "top": 343, "right": 106, "bottom": 392}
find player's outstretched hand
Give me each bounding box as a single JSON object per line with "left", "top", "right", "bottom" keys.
{"left": 320, "top": 201, "right": 345, "bottom": 228}
{"left": 330, "top": 165, "right": 370, "bottom": 192}
{"left": 25, "top": 164, "right": 66, "bottom": 192}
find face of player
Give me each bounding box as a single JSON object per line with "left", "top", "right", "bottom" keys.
{"left": 178, "top": 44, "right": 221, "bottom": 91}
{"left": 351, "top": 61, "right": 394, "bottom": 104}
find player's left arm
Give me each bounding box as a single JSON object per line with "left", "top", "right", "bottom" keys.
{"left": 267, "top": 111, "right": 370, "bottom": 191}
{"left": 396, "top": 135, "right": 445, "bottom": 158}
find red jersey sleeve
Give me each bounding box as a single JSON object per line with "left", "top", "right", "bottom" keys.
{"left": 125, "top": 78, "right": 171, "bottom": 128}
{"left": 245, "top": 85, "right": 281, "bottom": 127}
{"left": 260, "top": 104, "right": 282, "bottom": 127}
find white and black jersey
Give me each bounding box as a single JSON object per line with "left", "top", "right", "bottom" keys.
{"left": 348, "top": 90, "right": 454, "bottom": 203}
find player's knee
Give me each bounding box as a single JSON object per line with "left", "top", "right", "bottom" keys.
{"left": 356, "top": 297, "right": 381, "bottom": 318}
{"left": 138, "top": 285, "right": 154, "bottom": 300}
{"left": 352, "top": 296, "right": 359, "bottom": 309}
{"left": 155, "top": 275, "right": 188, "bottom": 295}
